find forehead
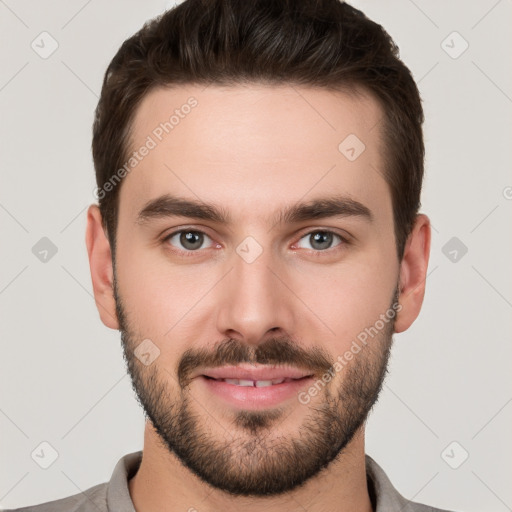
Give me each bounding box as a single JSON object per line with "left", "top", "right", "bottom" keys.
{"left": 119, "top": 83, "right": 390, "bottom": 229}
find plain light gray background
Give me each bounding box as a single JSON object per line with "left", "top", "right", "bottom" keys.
{"left": 1, "top": 0, "right": 511, "bottom": 510}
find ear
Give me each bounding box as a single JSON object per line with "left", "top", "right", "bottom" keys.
{"left": 394, "top": 214, "right": 431, "bottom": 333}
{"left": 85, "top": 204, "right": 119, "bottom": 330}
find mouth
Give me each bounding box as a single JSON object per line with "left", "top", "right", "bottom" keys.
{"left": 202, "top": 375, "right": 312, "bottom": 387}
{"left": 198, "top": 364, "right": 314, "bottom": 383}
{"left": 195, "top": 365, "right": 316, "bottom": 409}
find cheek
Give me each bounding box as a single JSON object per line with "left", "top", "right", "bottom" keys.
{"left": 116, "top": 246, "right": 218, "bottom": 358}
{"left": 293, "top": 255, "right": 397, "bottom": 356}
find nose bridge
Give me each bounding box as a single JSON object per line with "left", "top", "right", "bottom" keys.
{"left": 215, "top": 236, "right": 294, "bottom": 343}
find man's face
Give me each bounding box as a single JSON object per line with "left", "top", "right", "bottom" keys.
{"left": 113, "top": 84, "right": 400, "bottom": 495}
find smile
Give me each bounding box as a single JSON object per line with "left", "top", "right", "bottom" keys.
{"left": 204, "top": 376, "right": 305, "bottom": 387}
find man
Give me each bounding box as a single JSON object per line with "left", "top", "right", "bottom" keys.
{"left": 6, "top": 0, "right": 454, "bottom": 510}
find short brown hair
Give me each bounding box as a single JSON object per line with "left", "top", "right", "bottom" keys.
{"left": 92, "top": 0, "right": 424, "bottom": 261}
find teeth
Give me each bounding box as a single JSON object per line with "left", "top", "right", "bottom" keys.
{"left": 220, "top": 378, "right": 290, "bottom": 387}
{"left": 223, "top": 379, "right": 250, "bottom": 386}
{"left": 255, "top": 380, "right": 273, "bottom": 387}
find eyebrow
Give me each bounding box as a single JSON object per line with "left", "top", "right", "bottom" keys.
{"left": 136, "top": 193, "right": 373, "bottom": 227}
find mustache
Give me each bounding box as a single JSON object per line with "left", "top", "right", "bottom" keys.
{"left": 178, "top": 337, "right": 334, "bottom": 388}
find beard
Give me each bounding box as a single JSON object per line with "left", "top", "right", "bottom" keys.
{"left": 114, "top": 276, "right": 397, "bottom": 497}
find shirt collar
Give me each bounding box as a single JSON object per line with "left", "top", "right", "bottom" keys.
{"left": 106, "top": 451, "right": 411, "bottom": 512}
{"left": 106, "top": 451, "right": 141, "bottom": 512}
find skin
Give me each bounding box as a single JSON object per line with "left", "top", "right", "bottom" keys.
{"left": 86, "top": 84, "right": 431, "bottom": 512}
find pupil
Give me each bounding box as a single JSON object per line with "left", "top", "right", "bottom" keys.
{"left": 181, "top": 231, "right": 202, "bottom": 250}
{"left": 312, "top": 231, "right": 332, "bottom": 250}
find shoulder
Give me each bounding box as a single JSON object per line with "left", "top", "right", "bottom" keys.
{"left": 365, "top": 455, "right": 458, "bottom": 512}
{"left": 2, "top": 450, "right": 142, "bottom": 512}
{"left": 1, "top": 482, "right": 108, "bottom": 512}
{"left": 397, "top": 501, "right": 457, "bottom": 512}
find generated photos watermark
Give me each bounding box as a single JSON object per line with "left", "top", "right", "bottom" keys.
{"left": 298, "top": 301, "right": 402, "bottom": 405}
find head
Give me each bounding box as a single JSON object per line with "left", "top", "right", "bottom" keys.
{"left": 86, "top": 0, "right": 430, "bottom": 497}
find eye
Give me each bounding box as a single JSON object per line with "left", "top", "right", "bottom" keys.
{"left": 163, "top": 229, "right": 214, "bottom": 253}
{"left": 295, "top": 230, "right": 347, "bottom": 252}
{"left": 162, "top": 228, "right": 348, "bottom": 257}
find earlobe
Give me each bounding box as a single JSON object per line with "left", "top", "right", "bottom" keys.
{"left": 394, "top": 214, "right": 431, "bottom": 334}
{"left": 85, "top": 204, "right": 120, "bottom": 330}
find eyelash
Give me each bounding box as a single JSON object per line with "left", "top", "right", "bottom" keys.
{"left": 161, "top": 228, "right": 350, "bottom": 258}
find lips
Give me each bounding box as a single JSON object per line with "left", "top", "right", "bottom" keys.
{"left": 198, "top": 369, "right": 317, "bottom": 409}
{"left": 198, "top": 364, "right": 314, "bottom": 384}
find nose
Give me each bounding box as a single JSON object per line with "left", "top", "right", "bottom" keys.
{"left": 215, "top": 241, "right": 297, "bottom": 346}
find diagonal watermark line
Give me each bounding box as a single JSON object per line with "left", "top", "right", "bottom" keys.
{"left": 197, "top": 487, "right": 216, "bottom": 509}
{"left": 385, "top": 383, "right": 439, "bottom": 438}
{"left": 0, "top": 265, "right": 28, "bottom": 295}
{"left": 61, "top": 60, "right": 99, "bottom": 99}
{"left": 471, "top": 265, "right": 512, "bottom": 309}
{"left": 61, "top": 0, "right": 94, "bottom": 29}
{"left": 0, "top": 407, "right": 29, "bottom": 439}
{"left": 164, "top": 164, "right": 204, "bottom": 202}
{"left": 472, "top": 61, "right": 512, "bottom": 104}
{"left": 266, "top": 266, "right": 336, "bottom": 336}
{"left": 60, "top": 204, "right": 89, "bottom": 233}
{"left": 368, "top": 162, "right": 386, "bottom": 183}
{"left": 0, "top": 0, "right": 29, "bottom": 28}
{"left": 164, "top": 267, "right": 234, "bottom": 337}
{"left": 399, "top": 472, "right": 439, "bottom": 512}
{"left": 0, "top": 203, "right": 29, "bottom": 233}
{"left": 164, "top": 163, "right": 235, "bottom": 235}
{"left": 472, "top": 397, "right": 512, "bottom": 439}
{"left": 60, "top": 265, "right": 118, "bottom": 322}
{"left": 470, "top": 204, "right": 499, "bottom": 233}
{"left": 368, "top": 114, "right": 384, "bottom": 133}
{"left": 288, "top": 494, "right": 310, "bottom": 512}
{"left": 61, "top": 471, "right": 103, "bottom": 512}
{"left": 290, "top": 85, "right": 337, "bottom": 131}
{"left": 61, "top": 373, "right": 127, "bottom": 439}
{"left": 472, "top": 471, "right": 512, "bottom": 511}
{"left": 266, "top": 164, "right": 337, "bottom": 234}
{"left": 471, "top": 0, "right": 503, "bottom": 30}
{"left": 407, "top": 0, "right": 439, "bottom": 28}
{"left": 0, "top": 61, "right": 29, "bottom": 92}
{"left": 403, "top": 264, "right": 439, "bottom": 300}
{"left": 60, "top": 266, "right": 93, "bottom": 297}
{"left": 199, "top": 81, "right": 211, "bottom": 93}
{"left": 417, "top": 61, "right": 439, "bottom": 84}
{"left": 0, "top": 472, "right": 29, "bottom": 502}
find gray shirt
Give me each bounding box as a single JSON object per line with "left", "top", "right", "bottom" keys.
{"left": 3, "top": 452, "right": 455, "bottom": 512}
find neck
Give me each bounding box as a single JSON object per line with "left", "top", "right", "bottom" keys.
{"left": 128, "top": 421, "right": 373, "bottom": 512}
